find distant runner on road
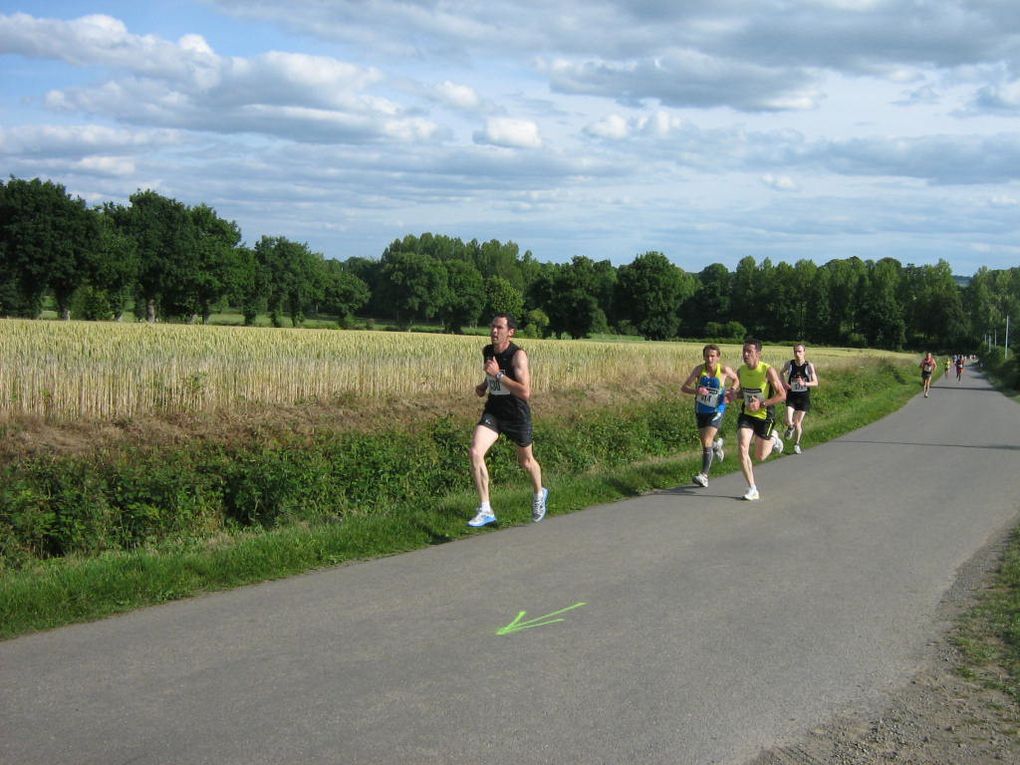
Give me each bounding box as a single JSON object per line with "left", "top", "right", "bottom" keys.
{"left": 920, "top": 352, "right": 936, "bottom": 398}
{"left": 955, "top": 355, "right": 965, "bottom": 382}
{"left": 728, "top": 338, "right": 787, "bottom": 501}
{"left": 780, "top": 344, "right": 819, "bottom": 455}
{"left": 680, "top": 344, "right": 739, "bottom": 488}
{"left": 467, "top": 313, "right": 548, "bottom": 527}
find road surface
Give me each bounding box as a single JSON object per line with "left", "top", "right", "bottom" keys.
{"left": 2, "top": 367, "right": 1018, "bottom": 764}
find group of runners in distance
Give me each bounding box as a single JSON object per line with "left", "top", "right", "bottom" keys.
{"left": 920, "top": 351, "right": 968, "bottom": 398}
{"left": 467, "top": 314, "right": 821, "bottom": 527}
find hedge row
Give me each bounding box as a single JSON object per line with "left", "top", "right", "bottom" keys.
{"left": 0, "top": 358, "right": 909, "bottom": 571}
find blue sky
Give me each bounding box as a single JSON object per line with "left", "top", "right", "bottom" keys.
{"left": 2, "top": 1, "right": 1019, "bottom": 275}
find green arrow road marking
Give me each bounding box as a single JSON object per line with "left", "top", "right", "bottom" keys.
{"left": 496, "top": 602, "right": 587, "bottom": 636}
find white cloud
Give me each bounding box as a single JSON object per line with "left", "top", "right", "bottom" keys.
{"left": 434, "top": 81, "right": 481, "bottom": 110}
{"left": 474, "top": 118, "right": 542, "bottom": 149}
{"left": 585, "top": 114, "right": 630, "bottom": 140}
{"left": 0, "top": 124, "right": 181, "bottom": 156}
{"left": 761, "top": 173, "right": 799, "bottom": 192}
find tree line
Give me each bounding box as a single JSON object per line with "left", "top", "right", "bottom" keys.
{"left": 2, "top": 176, "right": 1017, "bottom": 351}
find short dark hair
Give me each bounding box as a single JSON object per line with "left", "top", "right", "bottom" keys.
{"left": 742, "top": 337, "right": 762, "bottom": 352}
{"left": 492, "top": 312, "right": 517, "bottom": 330}
{"left": 702, "top": 343, "right": 720, "bottom": 356}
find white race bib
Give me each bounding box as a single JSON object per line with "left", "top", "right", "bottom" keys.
{"left": 696, "top": 390, "right": 721, "bottom": 407}
{"left": 742, "top": 388, "right": 764, "bottom": 406}
{"left": 486, "top": 374, "right": 510, "bottom": 395}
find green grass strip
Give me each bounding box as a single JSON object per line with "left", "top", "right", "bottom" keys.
{"left": 1, "top": 361, "right": 918, "bottom": 640}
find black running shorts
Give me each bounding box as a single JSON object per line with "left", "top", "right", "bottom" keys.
{"left": 478, "top": 410, "right": 534, "bottom": 447}
{"left": 737, "top": 412, "right": 775, "bottom": 440}
{"left": 695, "top": 411, "right": 725, "bottom": 430}
{"left": 786, "top": 391, "right": 810, "bottom": 412}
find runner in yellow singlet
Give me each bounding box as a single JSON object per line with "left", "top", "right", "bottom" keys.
{"left": 726, "top": 338, "right": 787, "bottom": 501}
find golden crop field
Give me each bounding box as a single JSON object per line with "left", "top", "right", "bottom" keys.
{"left": 0, "top": 319, "right": 903, "bottom": 422}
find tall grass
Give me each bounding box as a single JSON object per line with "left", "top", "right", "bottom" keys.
{"left": 1, "top": 319, "right": 901, "bottom": 422}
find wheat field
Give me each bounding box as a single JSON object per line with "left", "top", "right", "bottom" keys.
{"left": 0, "top": 319, "right": 897, "bottom": 422}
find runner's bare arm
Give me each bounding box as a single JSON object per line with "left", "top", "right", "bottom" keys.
{"left": 766, "top": 366, "right": 787, "bottom": 406}
{"left": 503, "top": 349, "right": 532, "bottom": 401}
{"left": 680, "top": 365, "right": 703, "bottom": 396}
{"left": 805, "top": 362, "right": 819, "bottom": 388}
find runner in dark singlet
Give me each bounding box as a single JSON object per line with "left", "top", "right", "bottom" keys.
{"left": 467, "top": 313, "right": 548, "bottom": 527}
{"left": 780, "top": 344, "right": 819, "bottom": 455}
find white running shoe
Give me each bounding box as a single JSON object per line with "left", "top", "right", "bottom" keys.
{"left": 468, "top": 508, "right": 496, "bottom": 527}
{"left": 793, "top": 444, "right": 802, "bottom": 454}
{"left": 771, "top": 433, "right": 784, "bottom": 454}
{"left": 693, "top": 473, "right": 708, "bottom": 488}
{"left": 743, "top": 486, "right": 760, "bottom": 501}
{"left": 784, "top": 426, "right": 794, "bottom": 439}
{"left": 532, "top": 487, "right": 549, "bottom": 522}
{"left": 713, "top": 438, "right": 724, "bottom": 462}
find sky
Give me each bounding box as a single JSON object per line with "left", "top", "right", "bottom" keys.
{"left": 1, "top": 1, "right": 1019, "bottom": 276}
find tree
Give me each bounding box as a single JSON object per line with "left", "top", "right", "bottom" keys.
{"left": 0, "top": 177, "right": 97, "bottom": 318}
{"left": 109, "top": 190, "right": 193, "bottom": 322}
{"left": 901, "top": 260, "right": 968, "bottom": 349}
{"left": 615, "top": 251, "right": 695, "bottom": 340}
{"left": 532, "top": 257, "right": 613, "bottom": 339}
{"left": 377, "top": 250, "right": 449, "bottom": 329}
{"left": 254, "top": 236, "right": 324, "bottom": 327}
{"left": 436, "top": 259, "right": 484, "bottom": 333}
{"left": 183, "top": 204, "right": 242, "bottom": 322}
{"left": 319, "top": 259, "right": 370, "bottom": 326}
{"left": 484, "top": 275, "right": 524, "bottom": 321}
{"left": 859, "top": 259, "right": 906, "bottom": 349}
{"left": 729, "top": 256, "right": 760, "bottom": 335}
{"left": 87, "top": 208, "right": 139, "bottom": 320}
{"left": 820, "top": 257, "right": 868, "bottom": 344}
{"left": 683, "top": 263, "right": 731, "bottom": 336}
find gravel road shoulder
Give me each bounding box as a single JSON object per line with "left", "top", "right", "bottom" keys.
{"left": 753, "top": 531, "right": 1019, "bottom": 764}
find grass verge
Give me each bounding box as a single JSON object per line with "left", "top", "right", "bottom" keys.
{"left": 952, "top": 359, "right": 1020, "bottom": 702}
{"left": 1, "top": 359, "right": 917, "bottom": 640}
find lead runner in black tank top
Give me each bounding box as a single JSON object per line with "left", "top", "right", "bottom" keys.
{"left": 467, "top": 313, "right": 548, "bottom": 528}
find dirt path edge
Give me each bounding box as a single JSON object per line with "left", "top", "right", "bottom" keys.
{"left": 751, "top": 525, "right": 1019, "bottom": 765}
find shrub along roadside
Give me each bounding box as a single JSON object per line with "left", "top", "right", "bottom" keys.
{"left": 1, "top": 358, "right": 917, "bottom": 639}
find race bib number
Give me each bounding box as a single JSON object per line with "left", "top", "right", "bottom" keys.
{"left": 487, "top": 374, "right": 510, "bottom": 395}
{"left": 742, "top": 388, "right": 764, "bottom": 406}
{"left": 696, "top": 390, "right": 721, "bottom": 408}
{"left": 790, "top": 380, "right": 807, "bottom": 393}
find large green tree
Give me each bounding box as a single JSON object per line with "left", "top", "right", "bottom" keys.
{"left": 109, "top": 190, "right": 192, "bottom": 322}
{"left": 377, "top": 250, "right": 449, "bottom": 329}
{"left": 859, "top": 259, "right": 906, "bottom": 349}
{"left": 319, "top": 259, "right": 370, "bottom": 326}
{"left": 683, "top": 263, "right": 731, "bottom": 336}
{"left": 437, "top": 259, "right": 484, "bottom": 333}
{"left": 615, "top": 251, "right": 695, "bottom": 340}
{"left": 0, "top": 177, "right": 97, "bottom": 318}
{"left": 254, "top": 236, "right": 324, "bottom": 327}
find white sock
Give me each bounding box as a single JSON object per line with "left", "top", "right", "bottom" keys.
{"left": 480, "top": 501, "right": 491, "bottom": 513}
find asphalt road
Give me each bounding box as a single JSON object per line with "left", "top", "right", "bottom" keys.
{"left": 2, "top": 367, "right": 1018, "bottom": 765}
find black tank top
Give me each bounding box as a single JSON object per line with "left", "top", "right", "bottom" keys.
{"left": 787, "top": 360, "right": 812, "bottom": 394}
{"left": 482, "top": 342, "right": 530, "bottom": 418}
{"left": 787, "top": 360, "right": 811, "bottom": 383}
